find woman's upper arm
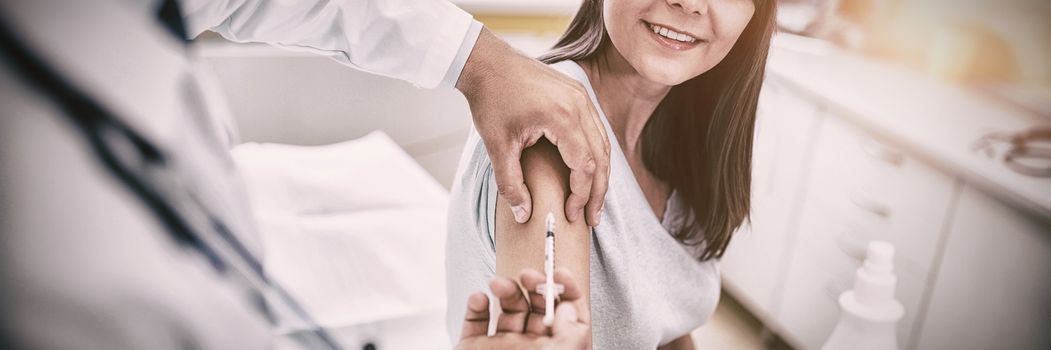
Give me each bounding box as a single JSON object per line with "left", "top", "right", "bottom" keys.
{"left": 493, "top": 139, "right": 592, "bottom": 321}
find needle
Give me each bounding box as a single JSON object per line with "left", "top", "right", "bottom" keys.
{"left": 542, "top": 212, "right": 556, "bottom": 326}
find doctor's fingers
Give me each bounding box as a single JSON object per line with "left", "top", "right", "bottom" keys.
{"left": 490, "top": 132, "right": 535, "bottom": 224}
{"left": 490, "top": 274, "right": 531, "bottom": 333}
{"left": 542, "top": 104, "right": 601, "bottom": 225}
{"left": 549, "top": 303, "right": 589, "bottom": 350}
{"left": 579, "top": 94, "right": 610, "bottom": 227}
{"left": 519, "top": 268, "right": 584, "bottom": 336}
{"left": 519, "top": 268, "right": 584, "bottom": 303}
{"left": 459, "top": 292, "right": 491, "bottom": 340}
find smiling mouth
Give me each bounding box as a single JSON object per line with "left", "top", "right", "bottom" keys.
{"left": 642, "top": 21, "right": 703, "bottom": 51}
{"left": 646, "top": 21, "right": 698, "bottom": 43}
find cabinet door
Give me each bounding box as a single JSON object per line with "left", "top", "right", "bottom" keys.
{"left": 721, "top": 79, "right": 821, "bottom": 320}
{"left": 774, "top": 116, "right": 956, "bottom": 349}
{"left": 915, "top": 186, "right": 1051, "bottom": 350}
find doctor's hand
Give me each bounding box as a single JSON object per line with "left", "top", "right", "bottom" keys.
{"left": 456, "top": 28, "right": 610, "bottom": 227}
{"left": 455, "top": 268, "right": 590, "bottom": 350}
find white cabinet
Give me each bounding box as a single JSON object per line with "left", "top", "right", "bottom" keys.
{"left": 772, "top": 115, "right": 957, "bottom": 349}
{"left": 914, "top": 186, "right": 1051, "bottom": 350}
{"left": 724, "top": 44, "right": 1051, "bottom": 350}
{"left": 723, "top": 100, "right": 1051, "bottom": 349}
{"left": 721, "top": 79, "right": 822, "bottom": 323}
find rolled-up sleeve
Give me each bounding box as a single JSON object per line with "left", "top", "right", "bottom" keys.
{"left": 179, "top": 0, "right": 482, "bottom": 89}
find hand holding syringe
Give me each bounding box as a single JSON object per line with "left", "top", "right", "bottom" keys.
{"left": 462, "top": 266, "right": 588, "bottom": 349}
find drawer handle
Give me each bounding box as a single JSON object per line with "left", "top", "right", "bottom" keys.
{"left": 862, "top": 138, "right": 905, "bottom": 167}
{"left": 849, "top": 191, "right": 892, "bottom": 218}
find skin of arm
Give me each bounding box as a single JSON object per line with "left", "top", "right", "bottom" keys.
{"left": 494, "top": 139, "right": 593, "bottom": 347}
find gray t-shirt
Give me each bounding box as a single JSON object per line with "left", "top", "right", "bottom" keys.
{"left": 445, "top": 60, "right": 720, "bottom": 348}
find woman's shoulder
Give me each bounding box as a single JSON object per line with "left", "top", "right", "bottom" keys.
{"left": 546, "top": 60, "right": 588, "bottom": 83}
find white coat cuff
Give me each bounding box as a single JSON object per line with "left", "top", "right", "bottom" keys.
{"left": 415, "top": 5, "right": 475, "bottom": 88}
{"left": 438, "top": 20, "right": 484, "bottom": 89}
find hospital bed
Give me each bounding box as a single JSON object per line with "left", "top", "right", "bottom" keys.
{"left": 233, "top": 132, "right": 453, "bottom": 349}
{"left": 200, "top": 40, "right": 470, "bottom": 348}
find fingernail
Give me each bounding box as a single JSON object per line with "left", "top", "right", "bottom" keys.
{"left": 511, "top": 205, "right": 529, "bottom": 223}
{"left": 595, "top": 203, "right": 605, "bottom": 226}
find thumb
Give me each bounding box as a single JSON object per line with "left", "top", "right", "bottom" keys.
{"left": 459, "top": 293, "right": 492, "bottom": 340}
{"left": 490, "top": 145, "right": 533, "bottom": 224}
{"left": 550, "top": 303, "right": 588, "bottom": 349}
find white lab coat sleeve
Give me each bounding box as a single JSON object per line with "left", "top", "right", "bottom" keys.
{"left": 178, "top": 0, "right": 482, "bottom": 89}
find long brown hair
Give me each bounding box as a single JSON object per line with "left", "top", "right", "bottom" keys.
{"left": 540, "top": 0, "right": 776, "bottom": 261}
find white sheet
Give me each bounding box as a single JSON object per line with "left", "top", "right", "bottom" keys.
{"left": 232, "top": 131, "right": 450, "bottom": 347}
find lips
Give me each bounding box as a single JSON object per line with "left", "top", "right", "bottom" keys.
{"left": 643, "top": 21, "right": 702, "bottom": 51}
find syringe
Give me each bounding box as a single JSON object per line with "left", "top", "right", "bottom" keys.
{"left": 538, "top": 212, "right": 563, "bottom": 326}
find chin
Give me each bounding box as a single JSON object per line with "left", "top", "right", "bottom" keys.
{"left": 639, "top": 64, "right": 692, "bottom": 86}
{"left": 628, "top": 54, "right": 695, "bottom": 85}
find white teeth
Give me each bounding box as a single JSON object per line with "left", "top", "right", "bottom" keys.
{"left": 648, "top": 23, "right": 696, "bottom": 43}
